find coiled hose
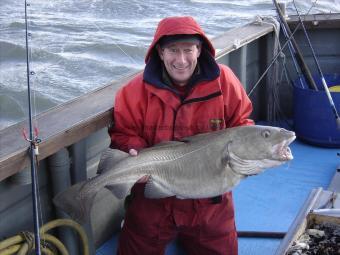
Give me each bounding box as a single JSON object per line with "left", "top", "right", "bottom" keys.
{"left": 0, "top": 219, "right": 89, "bottom": 255}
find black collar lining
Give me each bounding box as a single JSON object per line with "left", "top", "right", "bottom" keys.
{"left": 182, "top": 91, "right": 222, "bottom": 105}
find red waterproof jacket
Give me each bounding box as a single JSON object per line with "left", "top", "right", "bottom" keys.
{"left": 110, "top": 18, "right": 253, "bottom": 150}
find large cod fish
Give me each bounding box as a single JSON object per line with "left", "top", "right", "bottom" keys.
{"left": 53, "top": 125, "right": 295, "bottom": 223}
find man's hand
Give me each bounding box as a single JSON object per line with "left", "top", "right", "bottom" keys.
{"left": 129, "top": 148, "right": 138, "bottom": 156}
{"left": 129, "top": 148, "right": 149, "bottom": 182}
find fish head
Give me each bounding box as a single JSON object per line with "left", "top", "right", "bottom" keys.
{"left": 223, "top": 125, "right": 296, "bottom": 176}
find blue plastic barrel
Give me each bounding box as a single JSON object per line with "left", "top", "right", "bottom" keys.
{"left": 293, "top": 74, "right": 340, "bottom": 147}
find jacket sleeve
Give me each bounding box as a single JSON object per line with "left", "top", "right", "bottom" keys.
{"left": 109, "top": 83, "right": 148, "bottom": 153}
{"left": 220, "top": 65, "right": 254, "bottom": 127}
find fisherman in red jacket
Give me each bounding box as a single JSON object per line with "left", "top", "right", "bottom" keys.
{"left": 109, "top": 16, "right": 254, "bottom": 255}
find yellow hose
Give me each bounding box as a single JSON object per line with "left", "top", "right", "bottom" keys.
{"left": 41, "top": 247, "right": 55, "bottom": 255}
{"left": 41, "top": 233, "right": 68, "bottom": 255}
{"left": 17, "top": 242, "right": 28, "bottom": 255}
{"left": 17, "top": 243, "right": 56, "bottom": 255}
{"left": 0, "top": 218, "right": 89, "bottom": 255}
{"left": 40, "top": 219, "right": 89, "bottom": 255}
{"left": 0, "top": 244, "right": 21, "bottom": 255}
{"left": 0, "top": 236, "right": 22, "bottom": 250}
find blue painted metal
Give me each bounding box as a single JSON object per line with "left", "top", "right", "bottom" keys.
{"left": 293, "top": 74, "right": 340, "bottom": 147}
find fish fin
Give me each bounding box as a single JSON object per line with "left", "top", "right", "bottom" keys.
{"left": 140, "top": 141, "right": 185, "bottom": 153}
{"left": 144, "top": 177, "right": 175, "bottom": 199}
{"left": 105, "top": 182, "right": 134, "bottom": 199}
{"left": 53, "top": 181, "right": 96, "bottom": 224}
{"left": 97, "top": 148, "right": 129, "bottom": 174}
{"left": 179, "top": 130, "right": 222, "bottom": 143}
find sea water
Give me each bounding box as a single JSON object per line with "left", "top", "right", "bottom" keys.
{"left": 0, "top": 0, "right": 339, "bottom": 129}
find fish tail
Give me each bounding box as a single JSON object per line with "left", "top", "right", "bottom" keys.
{"left": 53, "top": 181, "right": 96, "bottom": 224}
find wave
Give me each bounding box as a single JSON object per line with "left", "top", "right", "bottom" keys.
{"left": 0, "top": 41, "right": 27, "bottom": 60}
{"left": 0, "top": 40, "right": 71, "bottom": 66}
{"left": 7, "top": 21, "right": 25, "bottom": 29}
{"left": 0, "top": 84, "right": 58, "bottom": 129}
{"left": 59, "top": 42, "right": 146, "bottom": 65}
{"left": 0, "top": 94, "right": 25, "bottom": 118}
{"left": 290, "top": 0, "right": 340, "bottom": 13}
{"left": 190, "top": 0, "right": 268, "bottom": 7}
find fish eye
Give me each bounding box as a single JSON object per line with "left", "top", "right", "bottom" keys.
{"left": 262, "top": 130, "right": 271, "bottom": 138}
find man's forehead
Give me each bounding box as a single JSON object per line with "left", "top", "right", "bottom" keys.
{"left": 163, "top": 41, "right": 200, "bottom": 48}
{"left": 159, "top": 34, "right": 202, "bottom": 48}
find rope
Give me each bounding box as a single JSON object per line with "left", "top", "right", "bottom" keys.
{"left": 20, "top": 231, "right": 34, "bottom": 251}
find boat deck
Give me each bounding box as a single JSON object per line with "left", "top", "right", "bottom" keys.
{"left": 96, "top": 138, "right": 339, "bottom": 255}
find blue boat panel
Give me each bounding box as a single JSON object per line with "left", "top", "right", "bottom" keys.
{"left": 293, "top": 74, "right": 340, "bottom": 147}
{"left": 238, "top": 238, "right": 281, "bottom": 255}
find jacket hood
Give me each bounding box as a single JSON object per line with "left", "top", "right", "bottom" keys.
{"left": 145, "top": 16, "right": 215, "bottom": 63}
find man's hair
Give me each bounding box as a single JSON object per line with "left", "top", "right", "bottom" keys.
{"left": 158, "top": 34, "right": 202, "bottom": 48}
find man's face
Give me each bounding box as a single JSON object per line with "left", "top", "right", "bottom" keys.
{"left": 157, "top": 42, "right": 201, "bottom": 86}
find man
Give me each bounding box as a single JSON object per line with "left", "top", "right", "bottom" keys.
{"left": 109, "top": 16, "right": 254, "bottom": 255}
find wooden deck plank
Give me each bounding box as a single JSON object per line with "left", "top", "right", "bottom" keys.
{"left": 214, "top": 22, "right": 274, "bottom": 58}
{"left": 288, "top": 13, "right": 340, "bottom": 30}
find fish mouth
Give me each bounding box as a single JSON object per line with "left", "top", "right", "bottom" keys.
{"left": 274, "top": 135, "right": 296, "bottom": 161}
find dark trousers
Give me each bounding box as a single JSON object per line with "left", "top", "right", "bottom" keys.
{"left": 117, "top": 183, "right": 238, "bottom": 255}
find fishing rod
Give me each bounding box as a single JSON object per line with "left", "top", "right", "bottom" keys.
{"left": 279, "top": 18, "right": 305, "bottom": 88}
{"left": 24, "top": 1, "right": 42, "bottom": 254}
{"left": 291, "top": 0, "right": 340, "bottom": 130}
{"left": 272, "top": 0, "right": 318, "bottom": 91}
{"left": 248, "top": 21, "right": 303, "bottom": 97}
